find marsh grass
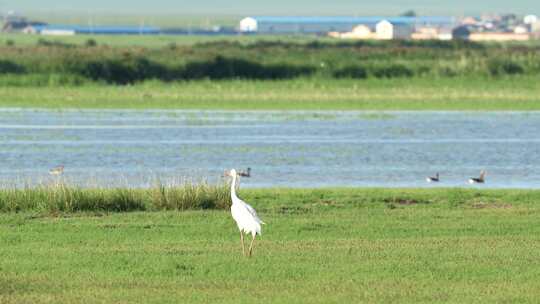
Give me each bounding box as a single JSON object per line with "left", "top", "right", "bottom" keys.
{"left": 1, "top": 38, "right": 539, "bottom": 84}
{"left": 0, "top": 181, "right": 230, "bottom": 213}
{"left": 150, "top": 180, "right": 230, "bottom": 211}
{"left": 1, "top": 37, "right": 539, "bottom": 110}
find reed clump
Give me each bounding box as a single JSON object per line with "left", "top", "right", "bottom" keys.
{"left": 0, "top": 181, "right": 230, "bottom": 213}
{"left": 150, "top": 180, "right": 230, "bottom": 211}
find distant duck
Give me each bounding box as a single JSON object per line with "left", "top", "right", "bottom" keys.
{"left": 238, "top": 167, "right": 251, "bottom": 177}
{"left": 469, "top": 170, "right": 486, "bottom": 184}
{"left": 49, "top": 165, "right": 64, "bottom": 176}
{"left": 426, "top": 172, "right": 440, "bottom": 183}
{"left": 223, "top": 168, "right": 250, "bottom": 191}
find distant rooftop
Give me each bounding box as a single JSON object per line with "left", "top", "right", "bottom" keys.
{"left": 29, "top": 24, "right": 161, "bottom": 34}
{"left": 248, "top": 16, "right": 456, "bottom": 25}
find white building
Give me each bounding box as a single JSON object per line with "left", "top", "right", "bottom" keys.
{"left": 328, "top": 20, "right": 413, "bottom": 40}
{"left": 524, "top": 15, "right": 539, "bottom": 32}
{"left": 239, "top": 17, "right": 257, "bottom": 32}
{"left": 41, "top": 29, "right": 76, "bottom": 36}
{"left": 524, "top": 15, "right": 537, "bottom": 25}
{"left": 514, "top": 25, "right": 528, "bottom": 34}
{"left": 375, "top": 20, "right": 413, "bottom": 40}
{"left": 328, "top": 25, "right": 373, "bottom": 39}
{"left": 375, "top": 20, "right": 393, "bottom": 39}
{"left": 411, "top": 27, "right": 453, "bottom": 40}
{"left": 351, "top": 25, "right": 372, "bottom": 37}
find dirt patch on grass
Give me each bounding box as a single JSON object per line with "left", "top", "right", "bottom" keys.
{"left": 101, "top": 223, "right": 121, "bottom": 229}
{"left": 276, "top": 205, "right": 311, "bottom": 215}
{"left": 318, "top": 199, "right": 339, "bottom": 206}
{"left": 383, "top": 198, "right": 429, "bottom": 205}
{"left": 313, "top": 199, "right": 346, "bottom": 208}
{"left": 472, "top": 202, "right": 513, "bottom": 209}
{"left": 297, "top": 222, "right": 331, "bottom": 232}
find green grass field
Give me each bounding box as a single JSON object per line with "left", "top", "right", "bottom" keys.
{"left": 0, "top": 33, "right": 324, "bottom": 48}
{"left": 1, "top": 77, "right": 539, "bottom": 110}
{"left": 1, "top": 188, "right": 539, "bottom": 303}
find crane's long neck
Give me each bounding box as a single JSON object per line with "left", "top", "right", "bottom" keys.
{"left": 230, "top": 174, "right": 238, "bottom": 201}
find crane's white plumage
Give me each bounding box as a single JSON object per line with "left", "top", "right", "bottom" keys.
{"left": 226, "top": 169, "right": 264, "bottom": 256}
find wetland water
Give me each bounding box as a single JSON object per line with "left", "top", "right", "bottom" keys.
{"left": 0, "top": 109, "right": 539, "bottom": 188}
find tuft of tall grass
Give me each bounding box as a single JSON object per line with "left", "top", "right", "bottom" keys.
{"left": 150, "top": 180, "right": 230, "bottom": 211}
{"left": 0, "top": 181, "right": 230, "bottom": 213}
{"left": 0, "top": 60, "right": 25, "bottom": 74}
{"left": 488, "top": 59, "right": 526, "bottom": 76}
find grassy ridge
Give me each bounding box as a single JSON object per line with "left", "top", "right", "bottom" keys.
{"left": 1, "top": 77, "right": 539, "bottom": 110}
{"left": 1, "top": 188, "right": 540, "bottom": 303}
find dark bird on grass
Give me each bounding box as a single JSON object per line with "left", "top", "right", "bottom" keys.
{"left": 426, "top": 172, "right": 439, "bottom": 183}
{"left": 469, "top": 170, "right": 486, "bottom": 184}
{"left": 49, "top": 165, "right": 64, "bottom": 176}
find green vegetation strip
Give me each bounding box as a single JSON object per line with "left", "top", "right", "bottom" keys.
{"left": 0, "top": 182, "right": 230, "bottom": 213}
{"left": 1, "top": 39, "right": 540, "bottom": 84}
{"left": 1, "top": 38, "right": 540, "bottom": 110}
{"left": 1, "top": 77, "right": 539, "bottom": 110}
{"left": 1, "top": 188, "right": 540, "bottom": 303}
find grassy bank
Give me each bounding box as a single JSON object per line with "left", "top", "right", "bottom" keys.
{"left": 1, "top": 188, "right": 540, "bottom": 303}
{"left": 3, "top": 184, "right": 540, "bottom": 213}
{"left": 1, "top": 77, "right": 539, "bottom": 110}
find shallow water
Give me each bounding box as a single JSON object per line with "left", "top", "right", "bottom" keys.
{"left": 0, "top": 108, "right": 539, "bottom": 188}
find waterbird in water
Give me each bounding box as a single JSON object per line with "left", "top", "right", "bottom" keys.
{"left": 469, "top": 170, "right": 486, "bottom": 184}
{"left": 49, "top": 165, "right": 64, "bottom": 176}
{"left": 224, "top": 169, "right": 265, "bottom": 257}
{"left": 238, "top": 167, "right": 251, "bottom": 177}
{"left": 426, "top": 172, "right": 440, "bottom": 183}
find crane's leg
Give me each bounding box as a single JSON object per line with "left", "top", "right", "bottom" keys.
{"left": 240, "top": 231, "right": 246, "bottom": 256}
{"left": 248, "top": 234, "right": 256, "bottom": 257}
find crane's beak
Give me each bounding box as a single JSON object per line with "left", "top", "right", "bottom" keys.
{"left": 222, "top": 170, "right": 230, "bottom": 177}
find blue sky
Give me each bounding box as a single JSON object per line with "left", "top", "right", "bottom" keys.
{"left": 2, "top": 0, "right": 539, "bottom": 16}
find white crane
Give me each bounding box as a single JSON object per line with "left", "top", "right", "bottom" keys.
{"left": 224, "top": 169, "right": 265, "bottom": 257}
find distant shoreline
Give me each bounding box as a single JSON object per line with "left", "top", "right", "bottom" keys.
{"left": 1, "top": 77, "right": 539, "bottom": 111}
